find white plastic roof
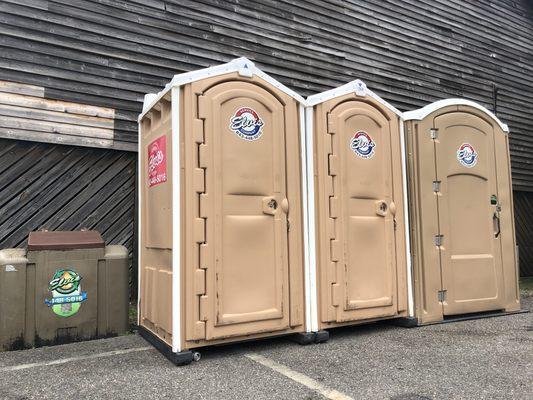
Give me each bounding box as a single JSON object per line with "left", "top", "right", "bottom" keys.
{"left": 139, "top": 57, "right": 306, "bottom": 120}
{"left": 403, "top": 98, "right": 509, "bottom": 133}
{"left": 306, "top": 79, "right": 403, "bottom": 118}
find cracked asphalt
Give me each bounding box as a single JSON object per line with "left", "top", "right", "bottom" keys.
{"left": 1, "top": 296, "right": 531, "bottom": 400}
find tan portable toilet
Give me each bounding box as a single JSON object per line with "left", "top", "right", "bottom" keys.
{"left": 306, "top": 80, "right": 411, "bottom": 332}
{"left": 138, "top": 58, "right": 318, "bottom": 365}
{"left": 403, "top": 99, "right": 522, "bottom": 324}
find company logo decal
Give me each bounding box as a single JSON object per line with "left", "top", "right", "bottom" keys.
{"left": 148, "top": 136, "right": 167, "bottom": 187}
{"left": 45, "top": 269, "right": 87, "bottom": 318}
{"left": 229, "top": 107, "right": 264, "bottom": 141}
{"left": 457, "top": 143, "right": 478, "bottom": 168}
{"left": 350, "top": 131, "right": 376, "bottom": 159}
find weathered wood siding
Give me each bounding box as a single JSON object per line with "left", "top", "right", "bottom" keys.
{"left": 1, "top": 0, "right": 532, "bottom": 187}
{"left": 514, "top": 191, "right": 533, "bottom": 277}
{"left": 0, "top": 139, "right": 137, "bottom": 287}
{"left": 0, "top": 80, "right": 137, "bottom": 151}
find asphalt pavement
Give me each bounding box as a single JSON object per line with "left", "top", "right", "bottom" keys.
{"left": 1, "top": 296, "right": 531, "bottom": 400}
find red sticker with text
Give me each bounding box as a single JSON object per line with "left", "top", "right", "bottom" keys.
{"left": 147, "top": 136, "right": 167, "bottom": 187}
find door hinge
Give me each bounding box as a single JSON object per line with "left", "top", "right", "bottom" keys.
{"left": 432, "top": 180, "right": 441, "bottom": 192}
{"left": 199, "top": 295, "right": 208, "bottom": 321}
{"left": 430, "top": 128, "right": 439, "bottom": 140}
{"left": 198, "top": 95, "right": 208, "bottom": 119}
{"left": 434, "top": 234, "right": 444, "bottom": 247}
{"left": 193, "top": 119, "right": 204, "bottom": 144}
{"left": 438, "top": 290, "right": 447, "bottom": 302}
{"left": 328, "top": 154, "right": 338, "bottom": 176}
{"left": 194, "top": 269, "right": 206, "bottom": 295}
{"left": 327, "top": 112, "right": 335, "bottom": 134}
{"left": 331, "top": 283, "right": 341, "bottom": 307}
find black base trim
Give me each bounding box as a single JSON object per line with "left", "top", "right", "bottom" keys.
{"left": 387, "top": 317, "right": 419, "bottom": 328}
{"left": 439, "top": 308, "right": 529, "bottom": 325}
{"left": 137, "top": 325, "right": 193, "bottom": 366}
{"left": 389, "top": 309, "right": 528, "bottom": 328}
{"left": 314, "top": 330, "right": 329, "bottom": 343}
{"left": 291, "top": 332, "right": 314, "bottom": 345}
{"left": 291, "top": 330, "right": 330, "bottom": 345}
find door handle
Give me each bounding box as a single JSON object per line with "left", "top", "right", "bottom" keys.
{"left": 280, "top": 198, "right": 289, "bottom": 214}
{"left": 493, "top": 211, "right": 501, "bottom": 238}
{"left": 389, "top": 201, "right": 396, "bottom": 216}
{"left": 262, "top": 196, "right": 278, "bottom": 215}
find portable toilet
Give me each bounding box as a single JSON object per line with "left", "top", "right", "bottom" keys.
{"left": 403, "top": 99, "right": 521, "bottom": 324}
{"left": 138, "top": 58, "right": 317, "bottom": 365}
{"left": 305, "top": 80, "right": 411, "bottom": 332}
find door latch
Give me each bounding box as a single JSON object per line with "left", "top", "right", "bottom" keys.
{"left": 262, "top": 196, "right": 277, "bottom": 215}
{"left": 430, "top": 128, "right": 439, "bottom": 140}
{"left": 433, "top": 180, "right": 441, "bottom": 193}
{"left": 438, "top": 290, "right": 447, "bottom": 302}
{"left": 434, "top": 234, "right": 444, "bottom": 247}
{"left": 375, "top": 200, "right": 388, "bottom": 217}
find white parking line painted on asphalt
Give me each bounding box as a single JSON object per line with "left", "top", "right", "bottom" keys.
{"left": 0, "top": 346, "right": 153, "bottom": 372}
{"left": 245, "top": 352, "right": 354, "bottom": 400}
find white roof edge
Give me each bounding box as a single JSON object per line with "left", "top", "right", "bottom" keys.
{"left": 403, "top": 98, "right": 509, "bottom": 133}
{"left": 306, "top": 79, "right": 403, "bottom": 118}
{"left": 139, "top": 57, "right": 306, "bottom": 121}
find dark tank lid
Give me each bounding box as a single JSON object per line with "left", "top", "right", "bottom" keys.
{"left": 28, "top": 231, "right": 105, "bottom": 251}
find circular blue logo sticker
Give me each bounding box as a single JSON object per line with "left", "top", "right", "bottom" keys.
{"left": 457, "top": 143, "right": 478, "bottom": 168}
{"left": 229, "top": 107, "right": 264, "bottom": 141}
{"left": 350, "top": 131, "right": 376, "bottom": 159}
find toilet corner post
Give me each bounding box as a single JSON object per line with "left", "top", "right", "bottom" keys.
{"left": 137, "top": 114, "right": 142, "bottom": 327}
{"left": 301, "top": 104, "right": 319, "bottom": 334}
{"left": 171, "top": 85, "right": 182, "bottom": 354}
{"left": 399, "top": 121, "right": 414, "bottom": 318}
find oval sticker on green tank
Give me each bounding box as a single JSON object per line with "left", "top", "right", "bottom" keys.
{"left": 45, "top": 269, "right": 87, "bottom": 317}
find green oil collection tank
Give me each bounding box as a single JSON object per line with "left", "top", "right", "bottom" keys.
{"left": 0, "top": 230, "right": 129, "bottom": 350}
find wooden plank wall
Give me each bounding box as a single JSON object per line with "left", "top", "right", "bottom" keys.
{"left": 0, "top": 0, "right": 532, "bottom": 187}
{"left": 513, "top": 191, "right": 533, "bottom": 277}
{"left": 0, "top": 139, "right": 137, "bottom": 289}
{"left": 0, "top": 80, "right": 137, "bottom": 151}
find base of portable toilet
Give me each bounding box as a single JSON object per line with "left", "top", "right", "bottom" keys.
{"left": 138, "top": 324, "right": 330, "bottom": 366}
{"left": 290, "top": 330, "right": 330, "bottom": 345}
{"left": 392, "top": 308, "right": 528, "bottom": 328}
{"left": 138, "top": 325, "right": 195, "bottom": 366}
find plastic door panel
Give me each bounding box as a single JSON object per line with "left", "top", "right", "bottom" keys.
{"left": 200, "top": 81, "right": 291, "bottom": 339}
{"left": 434, "top": 112, "right": 506, "bottom": 315}
{"left": 327, "top": 101, "right": 398, "bottom": 322}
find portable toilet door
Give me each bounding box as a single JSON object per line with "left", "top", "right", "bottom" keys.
{"left": 306, "top": 80, "right": 410, "bottom": 330}
{"left": 138, "top": 58, "right": 312, "bottom": 365}
{"left": 403, "top": 100, "right": 521, "bottom": 324}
